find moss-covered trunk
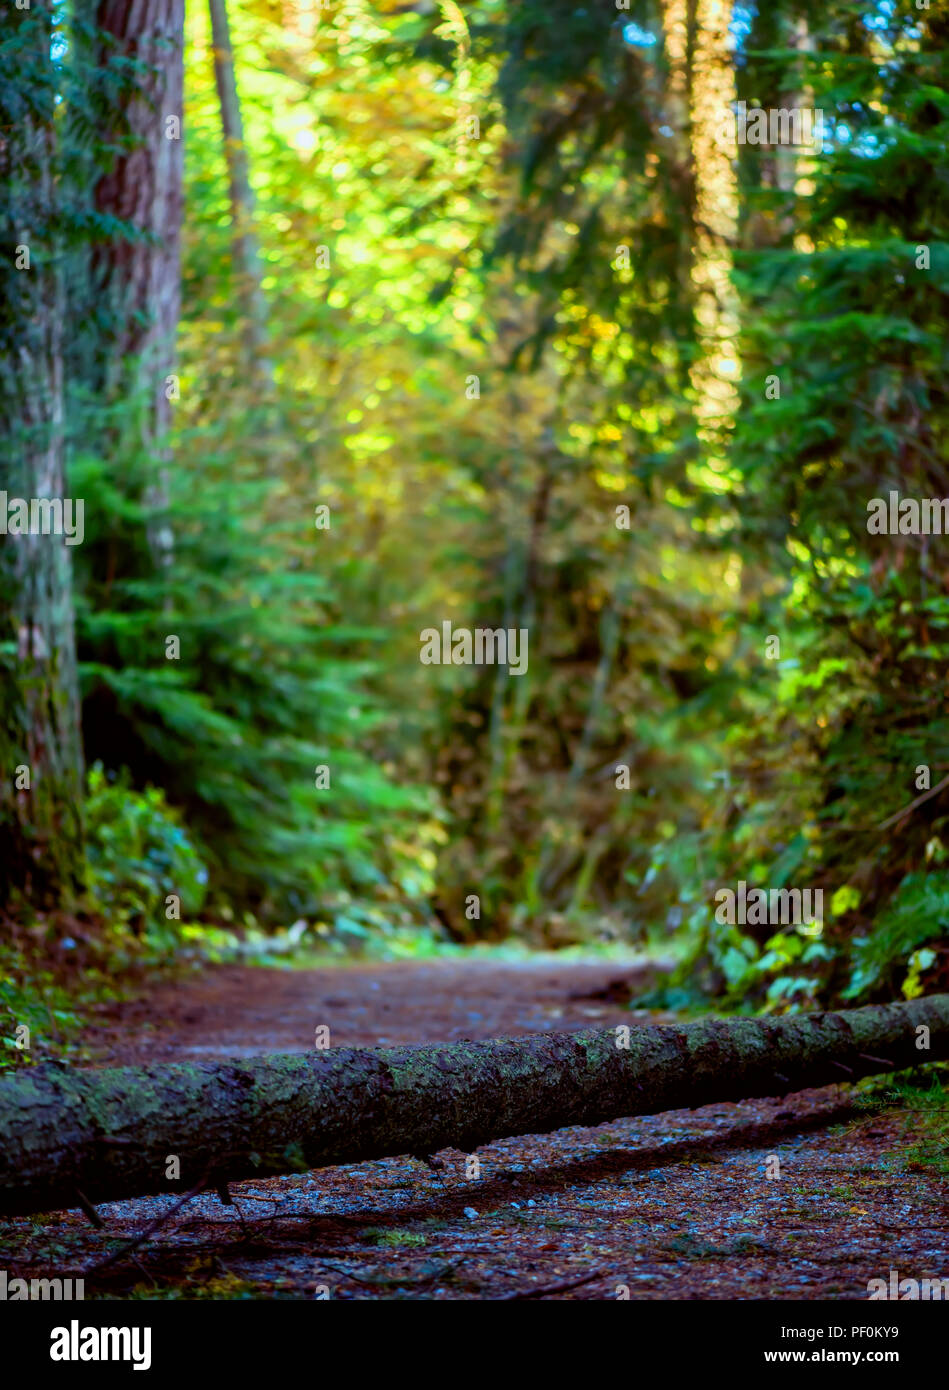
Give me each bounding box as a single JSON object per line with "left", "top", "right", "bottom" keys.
{"left": 0, "top": 2, "right": 85, "bottom": 909}
{"left": 1, "top": 995, "right": 947, "bottom": 1217}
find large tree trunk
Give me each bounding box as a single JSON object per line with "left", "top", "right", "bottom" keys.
{"left": 0, "top": 2, "right": 85, "bottom": 908}
{"left": 90, "top": 0, "right": 184, "bottom": 564}
{"left": 1, "top": 996, "right": 946, "bottom": 1217}
{"left": 92, "top": 0, "right": 184, "bottom": 439}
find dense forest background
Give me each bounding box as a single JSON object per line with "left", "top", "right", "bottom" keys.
{"left": 1, "top": 0, "right": 948, "bottom": 1054}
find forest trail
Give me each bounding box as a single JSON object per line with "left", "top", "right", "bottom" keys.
{"left": 83, "top": 955, "right": 667, "bottom": 1064}
{"left": 7, "top": 959, "right": 947, "bottom": 1300}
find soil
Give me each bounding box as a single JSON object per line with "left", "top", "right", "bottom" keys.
{"left": 3, "top": 956, "right": 946, "bottom": 1300}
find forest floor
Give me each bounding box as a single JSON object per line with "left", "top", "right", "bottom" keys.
{"left": 3, "top": 956, "right": 947, "bottom": 1300}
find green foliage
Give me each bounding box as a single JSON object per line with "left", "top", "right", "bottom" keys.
{"left": 84, "top": 761, "right": 208, "bottom": 935}
{"left": 706, "top": 0, "right": 949, "bottom": 1002}
{"left": 845, "top": 872, "right": 949, "bottom": 1001}
{"left": 0, "top": 968, "right": 82, "bottom": 1073}
{"left": 901, "top": 1080, "right": 949, "bottom": 1175}
{"left": 853, "top": 1069, "right": 949, "bottom": 1173}
{"left": 4, "top": 0, "right": 949, "bottom": 1008}
{"left": 72, "top": 409, "right": 437, "bottom": 922}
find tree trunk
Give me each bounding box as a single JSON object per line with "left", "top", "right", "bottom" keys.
{"left": 686, "top": 0, "right": 741, "bottom": 451}
{"left": 90, "top": 0, "right": 184, "bottom": 564}
{"left": 207, "top": 0, "right": 272, "bottom": 384}
{"left": 0, "top": 2, "right": 85, "bottom": 908}
{"left": 1, "top": 995, "right": 946, "bottom": 1217}
{"left": 92, "top": 0, "right": 184, "bottom": 441}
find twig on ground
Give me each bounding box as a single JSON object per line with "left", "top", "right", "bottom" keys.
{"left": 84, "top": 1179, "right": 209, "bottom": 1277}
{"left": 74, "top": 1189, "right": 104, "bottom": 1228}
{"left": 499, "top": 1268, "right": 605, "bottom": 1300}
{"left": 316, "top": 1257, "right": 470, "bottom": 1290}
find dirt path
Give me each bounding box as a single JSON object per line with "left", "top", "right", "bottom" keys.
{"left": 5, "top": 957, "right": 947, "bottom": 1300}
{"left": 83, "top": 955, "right": 667, "bottom": 1063}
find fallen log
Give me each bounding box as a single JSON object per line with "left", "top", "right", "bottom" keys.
{"left": 1, "top": 994, "right": 947, "bottom": 1217}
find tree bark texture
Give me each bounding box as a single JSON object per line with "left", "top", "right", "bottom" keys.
{"left": 1, "top": 995, "right": 946, "bottom": 1217}
{"left": 0, "top": 2, "right": 85, "bottom": 907}
{"left": 91, "top": 0, "right": 184, "bottom": 448}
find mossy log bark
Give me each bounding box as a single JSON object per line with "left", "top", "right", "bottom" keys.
{"left": 1, "top": 995, "right": 947, "bottom": 1217}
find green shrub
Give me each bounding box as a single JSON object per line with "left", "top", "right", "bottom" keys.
{"left": 845, "top": 871, "right": 949, "bottom": 1001}
{"left": 84, "top": 761, "right": 208, "bottom": 935}
{"left": 0, "top": 968, "right": 82, "bottom": 1071}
